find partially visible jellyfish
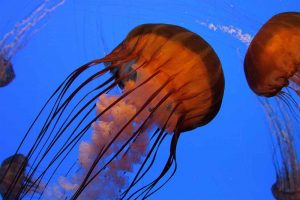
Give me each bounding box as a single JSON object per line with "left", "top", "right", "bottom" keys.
{"left": 244, "top": 12, "right": 300, "bottom": 200}
{"left": 0, "top": 58, "right": 14, "bottom": 87}
{"left": 6, "top": 24, "right": 224, "bottom": 199}
{"left": 262, "top": 99, "right": 300, "bottom": 200}
{"left": 244, "top": 12, "right": 300, "bottom": 98}
{"left": 0, "top": 154, "right": 42, "bottom": 200}
{"left": 0, "top": 0, "right": 65, "bottom": 87}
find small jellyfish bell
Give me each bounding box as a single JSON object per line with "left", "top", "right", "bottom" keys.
{"left": 0, "top": 0, "right": 65, "bottom": 87}
{"left": 0, "top": 56, "right": 15, "bottom": 87}
{"left": 272, "top": 167, "right": 300, "bottom": 200}
{"left": 0, "top": 154, "right": 42, "bottom": 200}
{"left": 11, "top": 24, "right": 224, "bottom": 199}
{"left": 244, "top": 12, "right": 300, "bottom": 104}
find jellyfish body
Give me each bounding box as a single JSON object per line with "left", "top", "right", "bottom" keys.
{"left": 0, "top": 57, "right": 15, "bottom": 87}
{"left": 244, "top": 12, "right": 300, "bottom": 97}
{"left": 0, "top": 0, "right": 65, "bottom": 87}
{"left": 105, "top": 24, "right": 225, "bottom": 132}
{"left": 9, "top": 24, "right": 224, "bottom": 199}
{"left": 245, "top": 12, "right": 300, "bottom": 200}
{"left": 0, "top": 154, "right": 41, "bottom": 200}
{"left": 262, "top": 99, "right": 300, "bottom": 200}
{"left": 272, "top": 174, "right": 300, "bottom": 200}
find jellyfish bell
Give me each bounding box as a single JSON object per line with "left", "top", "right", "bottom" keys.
{"left": 0, "top": 55, "right": 15, "bottom": 87}
{"left": 0, "top": 154, "right": 28, "bottom": 199}
{"left": 244, "top": 12, "right": 300, "bottom": 97}
{"left": 105, "top": 24, "right": 225, "bottom": 132}
{"left": 271, "top": 152, "right": 300, "bottom": 200}
{"left": 13, "top": 23, "right": 224, "bottom": 199}
{"left": 271, "top": 158, "right": 300, "bottom": 200}
{"left": 272, "top": 188, "right": 300, "bottom": 200}
{"left": 272, "top": 178, "right": 300, "bottom": 200}
{"left": 0, "top": 154, "right": 42, "bottom": 200}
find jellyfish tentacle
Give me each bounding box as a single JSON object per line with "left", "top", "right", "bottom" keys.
{"left": 121, "top": 104, "right": 179, "bottom": 199}
{"left": 32, "top": 66, "right": 114, "bottom": 150}
{"left": 24, "top": 63, "right": 161, "bottom": 198}
{"left": 26, "top": 60, "right": 148, "bottom": 175}
{"left": 265, "top": 101, "right": 292, "bottom": 174}
{"left": 121, "top": 127, "right": 159, "bottom": 160}
{"left": 277, "top": 93, "right": 300, "bottom": 121}
{"left": 126, "top": 131, "right": 169, "bottom": 200}
{"left": 143, "top": 117, "right": 184, "bottom": 199}
{"left": 22, "top": 62, "right": 151, "bottom": 197}
{"left": 39, "top": 76, "right": 115, "bottom": 156}
{"left": 126, "top": 77, "right": 198, "bottom": 194}
{"left": 0, "top": 0, "right": 66, "bottom": 60}
{"left": 20, "top": 63, "right": 114, "bottom": 189}
{"left": 122, "top": 128, "right": 165, "bottom": 194}
{"left": 12, "top": 60, "right": 112, "bottom": 197}
{"left": 0, "top": 0, "right": 49, "bottom": 49}
{"left": 279, "top": 91, "right": 299, "bottom": 111}
{"left": 129, "top": 116, "right": 184, "bottom": 200}
{"left": 96, "top": 91, "right": 177, "bottom": 200}
{"left": 280, "top": 91, "right": 300, "bottom": 120}
{"left": 0, "top": 0, "right": 66, "bottom": 87}
{"left": 27, "top": 66, "right": 115, "bottom": 168}
{"left": 15, "top": 59, "right": 107, "bottom": 159}
{"left": 289, "top": 71, "right": 300, "bottom": 96}
{"left": 262, "top": 98, "right": 300, "bottom": 200}
{"left": 71, "top": 73, "right": 177, "bottom": 199}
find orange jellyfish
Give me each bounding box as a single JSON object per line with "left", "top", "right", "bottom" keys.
{"left": 0, "top": 154, "right": 42, "bottom": 200}
{"left": 0, "top": 0, "right": 65, "bottom": 87}
{"left": 244, "top": 12, "right": 300, "bottom": 200}
{"left": 244, "top": 12, "right": 300, "bottom": 98}
{"left": 8, "top": 24, "right": 224, "bottom": 199}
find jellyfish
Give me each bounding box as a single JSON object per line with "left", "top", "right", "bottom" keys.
{"left": 0, "top": 58, "right": 15, "bottom": 87}
{"left": 0, "top": 0, "right": 65, "bottom": 87}
{"left": 244, "top": 12, "right": 300, "bottom": 98}
{"left": 244, "top": 12, "right": 300, "bottom": 200}
{"left": 0, "top": 154, "right": 42, "bottom": 200}
{"left": 262, "top": 99, "right": 300, "bottom": 200}
{"left": 7, "top": 23, "right": 224, "bottom": 199}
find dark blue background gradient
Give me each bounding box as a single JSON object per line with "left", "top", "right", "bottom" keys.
{"left": 0, "top": 0, "right": 299, "bottom": 199}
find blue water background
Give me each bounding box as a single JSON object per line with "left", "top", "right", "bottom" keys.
{"left": 0, "top": 0, "right": 300, "bottom": 199}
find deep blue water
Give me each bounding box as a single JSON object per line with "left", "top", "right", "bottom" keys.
{"left": 0, "top": 0, "right": 300, "bottom": 199}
